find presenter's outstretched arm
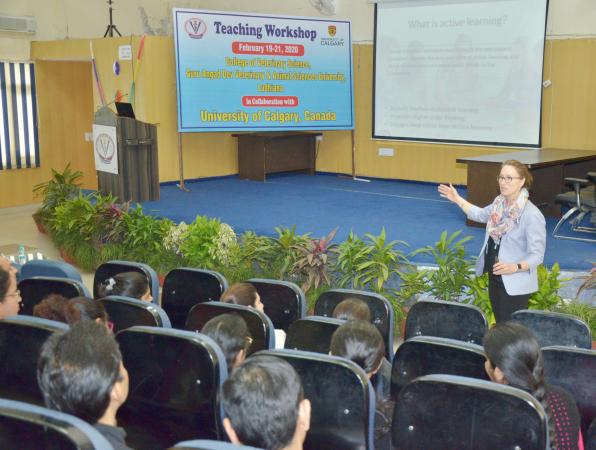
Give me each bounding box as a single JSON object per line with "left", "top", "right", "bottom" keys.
{"left": 438, "top": 183, "right": 474, "bottom": 214}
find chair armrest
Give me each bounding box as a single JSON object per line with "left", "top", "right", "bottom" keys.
{"left": 564, "top": 177, "right": 590, "bottom": 188}
{"left": 586, "top": 172, "right": 596, "bottom": 183}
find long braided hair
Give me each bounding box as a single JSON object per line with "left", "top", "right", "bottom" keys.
{"left": 483, "top": 322, "right": 556, "bottom": 449}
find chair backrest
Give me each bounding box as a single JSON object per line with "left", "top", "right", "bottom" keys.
{"left": 172, "top": 440, "right": 263, "bottom": 450}
{"left": 116, "top": 326, "right": 227, "bottom": 449}
{"left": 93, "top": 260, "right": 159, "bottom": 305}
{"left": 391, "top": 336, "right": 489, "bottom": 400}
{"left": 0, "top": 316, "right": 68, "bottom": 406}
{"left": 18, "top": 276, "right": 91, "bottom": 316}
{"left": 186, "top": 302, "right": 275, "bottom": 354}
{"left": 404, "top": 300, "right": 487, "bottom": 345}
{"left": 542, "top": 346, "right": 596, "bottom": 432}
{"left": 20, "top": 259, "right": 82, "bottom": 283}
{"left": 98, "top": 296, "right": 171, "bottom": 333}
{"left": 162, "top": 268, "right": 228, "bottom": 329}
{"left": 314, "top": 289, "right": 395, "bottom": 360}
{"left": 392, "top": 374, "right": 547, "bottom": 450}
{"left": 0, "top": 398, "right": 112, "bottom": 450}
{"left": 512, "top": 309, "right": 592, "bottom": 349}
{"left": 284, "top": 316, "right": 344, "bottom": 354}
{"left": 247, "top": 278, "right": 306, "bottom": 332}
{"left": 255, "top": 349, "right": 375, "bottom": 450}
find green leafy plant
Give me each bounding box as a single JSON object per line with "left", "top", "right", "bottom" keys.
{"left": 468, "top": 273, "right": 495, "bottom": 325}
{"left": 552, "top": 300, "right": 596, "bottom": 337}
{"left": 411, "top": 230, "right": 474, "bottom": 301}
{"left": 32, "top": 164, "right": 83, "bottom": 226}
{"left": 269, "top": 225, "right": 311, "bottom": 279}
{"left": 528, "top": 264, "right": 567, "bottom": 310}
{"left": 123, "top": 206, "right": 173, "bottom": 266}
{"left": 395, "top": 265, "right": 429, "bottom": 305}
{"left": 292, "top": 227, "right": 338, "bottom": 293}
{"left": 334, "top": 231, "right": 368, "bottom": 289}
{"left": 237, "top": 231, "right": 275, "bottom": 272}
{"left": 178, "top": 216, "right": 237, "bottom": 268}
{"left": 49, "top": 193, "right": 97, "bottom": 252}
{"left": 92, "top": 194, "right": 129, "bottom": 246}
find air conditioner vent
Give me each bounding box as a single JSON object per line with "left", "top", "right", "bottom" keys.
{"left": 0, "top": 15, "right": 36, "bottom": 34}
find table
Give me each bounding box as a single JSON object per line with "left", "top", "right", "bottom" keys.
{"left": 456, "top": 148, "right": 596, "bottom": 227}
{"left": 233, "top": 132, "right": 321, "bottom": 181}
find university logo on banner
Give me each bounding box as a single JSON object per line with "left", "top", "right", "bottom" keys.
{"left": 185, "top": 18, "right": 207, "bottom": 38}
{"left": 92, "top": 124, "right": 118, "bottom": 174}
{"left": 328, "top": 25, "right": 337, "bottom": 37}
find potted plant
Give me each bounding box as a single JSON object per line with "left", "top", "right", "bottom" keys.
{"left": 291, "top": 227, "right": 338, "bottom": 293}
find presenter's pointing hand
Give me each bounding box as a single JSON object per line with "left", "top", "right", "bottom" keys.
{"left": 438, "top": 183, "right": 460, "bottom": 204}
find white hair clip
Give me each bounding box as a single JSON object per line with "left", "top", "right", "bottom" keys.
{"left": 106, "top": 277, "right": 116, "bottom": 291}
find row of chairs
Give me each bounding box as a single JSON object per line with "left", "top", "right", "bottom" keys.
{"left": 0, "top": 315, "right": 594, "bottom": 449}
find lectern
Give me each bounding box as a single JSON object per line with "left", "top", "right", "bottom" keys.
{"left": 94, "top": 106, "right": 159, "bottom": 202}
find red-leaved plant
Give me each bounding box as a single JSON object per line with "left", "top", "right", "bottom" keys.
{"left": 292, "top": 227, "right": 338, "bottom": 293}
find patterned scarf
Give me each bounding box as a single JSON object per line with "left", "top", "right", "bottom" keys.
{"left": 487, "top": 188, "right": 529, "bottom": 245}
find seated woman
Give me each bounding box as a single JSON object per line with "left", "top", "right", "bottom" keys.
{"left": 0, "top": 266, "right": 21, "bottom": 319}
{"left": 33, "top": 294, "right": 69, "bottom": 322}
{"left": 201, "top": 314, "right": 252, "bottom": 375}
{"left": 332, "top": 297, "right": 372, "bottom": 322}
{"left": 97, "top": 272, "right": 153, "bottom": 302}
{"left": 483, "top": 322, "right": 584, "bottom": 449}
{"left": 64, "top": 296, "right": 112, "bottom": 331}
{"left": 330, "top": 320, "right": 394, "bottom": 450}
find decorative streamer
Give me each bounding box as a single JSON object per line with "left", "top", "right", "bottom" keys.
{"left": 90, "top": 41, "right": 107, "bottom": 106}
{"left": 114, "top": 89, "right": 124, "bottom": 103}
{"left": 129, "top": 34, "right": 147, "bottom": 107}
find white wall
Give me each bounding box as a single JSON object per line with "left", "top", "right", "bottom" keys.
{"left": 1, "top": 0, "right": 594, "bottom": 61}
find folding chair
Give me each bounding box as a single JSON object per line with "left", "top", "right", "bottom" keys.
{"left": 255, "top": 349, "right": 375, "bottom": 450}
{"left": 99, "top": 295, "right": 171, "bottom": 333}
{"left": 553, "top": 173, "right": 596, "bottom": 243}
{"left": 392, "top": 374, "right": 547, "bottom": 450}
{"left": 247, "top": 279, "right": 305, "bottom": 332}
{"left": 186, "top": 301, "right": 275, "bottom": 354}
{"left": 404, "top": 300, "right": 487, "bottom": 345}
{"left": 94, "top": 260, "right": 159, "bottom": 305}
{"left": 162, "top": 268, "right": 228, "bottom": 329}
{"left": 391, "top": 336, "right": 488, "bottom": 400}
{"left": 314, "top": 288, "right": 395, "bottom": 360}
{"left": 512, "top": 309, "right": 592, "bottom": 349}
{"left": 18, "top": 276, "right": 91, "bottom": 316}
{"left": 116, "top": 326, "right": 228, "bottom": 449}
{"left": 0, "top": 398, "right": 112, "bottom": 450}
{"left": 284, "top": 316, "right": 344, "bottom": 354}
{"left": 0, "top": 316, "right": 68, "bottom": 406}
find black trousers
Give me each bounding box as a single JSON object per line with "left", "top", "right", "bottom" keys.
{"left": 488, "top": 275, "right": 530, "bottom": 323}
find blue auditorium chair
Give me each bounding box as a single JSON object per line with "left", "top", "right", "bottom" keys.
{"left": 18, "top": 276, "right": 91, "bottom": 316}
{"left": 0, "top": 316, "right": 68, "bottom": 406}
{"left": 247, "top": 278, "right": 306, "bottom": 332}
{"left": 162, "top": 268, "right": 228, "bottom": 329}
{"left": 172, "top": 440, "right": 263, "bottom": 450}
{"left": 115, "top": 326, "right": 227, "bottom": 448}
{"left": 186, "top": 301, "right": 275, "bottom": 353}
{"left": 98, "top": 295, "right": 171, "bottom": 333}
{"left": 284, "top": 316, "right": 344, "bottom": 354}
{"left": 512, "top": 309, "right": 592, "bottom": 349}
{"left": 20, "top": 259, "right": 82, "bottom": 283}
{"left": 94, "top": 260, "right": 159, "bottom": 305}
{"left": 404, "top": 299, "right": 487, "bottom": 345}
{"left": 314, "top": 288, "right": 395, "bottom": 360}
{"left": 392, "top": 374, "right": 547, "bottom": 450}
{"left": 0, "top": 398, "right": 112, "bottom": 450}
{"left": 255, "top": 349, "right": 375, "bottom": 450}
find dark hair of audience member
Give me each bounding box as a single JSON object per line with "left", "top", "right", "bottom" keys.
{"left": 0, "top": 268, "right": 10, "bottom": 301}
{"left": 33, "top": 294, "right": 69, "bottom": 323}
{"left": 64, "top": 296, "right": 109, "bottom": 325}
{"left": 37, "top": 321, "right": 123, "bottom": 424}
{"left": 202, "top": 314, "right": 252, "bottom": 374}
{"left": 221, "top": 355, "right": 304, "bottom": 450}
{"left": 330, "top": 320, "right": 384, "bottom": 375}
{"left": 332, "top": 298, "right": 372, "bottom": 322}
{"left": 97, "top": 271, "right": 150, "bottom": 300}
{"left": 220, "top": 282, "right": 260, "bottom": 308}
{"left": 483, "top": 322, "right": 555, "bottom": 449}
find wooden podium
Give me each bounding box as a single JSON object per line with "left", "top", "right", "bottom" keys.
{"left": 233, "top": 132, "right": 321, "bottom": 181}
{"left": 94, "top": 107, "right": 159, "bottom": 202}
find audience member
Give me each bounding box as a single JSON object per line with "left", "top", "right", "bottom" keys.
{"left": 0, "top": 266, "right": 21, "bottom": 319}
{"left": 0, "top": 255, "right": 18, "bottom": 278}
{"left": 221, "top": 355, "right": 310, "bottom": 450}
{"left": 330, "top": 320, "right": 393, "bottom": 450}
{"left": 33, "top": 294, "right": 69, "bottom": 322}
{"left": 221, "top": 282, "right": 264, "bottom": 312}
{"left": 201, "top": 314, "right": 252, "bottom": 374}
{"left": 483, "top": 322, "right": 583, "bottom": 449}
{"left": 64, "top": 296, "right": 112, "bottom": 330}
{"left": 332, "top": 297, "right": 372, "bottom": 322}
{"left": 98, "top": 271, "right": 152, "bottom": 302}
{"left": 37, "top": 321, "right": 132, "bottom": 449}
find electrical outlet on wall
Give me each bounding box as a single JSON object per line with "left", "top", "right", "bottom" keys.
{"left": 378, "top": 147, "right": 394, "bottom": 157}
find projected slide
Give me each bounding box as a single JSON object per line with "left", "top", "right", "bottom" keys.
{"left": 374, "top": 0, "right": 548, "bottom": 147}
{"left": 173, "top": 9, "right": 354, "bottom": 132}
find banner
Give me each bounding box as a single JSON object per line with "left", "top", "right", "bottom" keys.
{"left": 93, "top": 124, "right": 118, "bottom": 174}
{"left": 173, "top": 9, "right": 354, "bottom": 132}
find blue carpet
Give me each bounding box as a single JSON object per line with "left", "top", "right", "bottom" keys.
{"left": 141, "top": 173, "right": 595, "bottom": 271}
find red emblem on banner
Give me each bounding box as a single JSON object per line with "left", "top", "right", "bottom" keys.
{"left": 328, "top": 25, "right": 337, "bottom": 37}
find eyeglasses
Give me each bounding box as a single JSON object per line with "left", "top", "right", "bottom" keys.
{"left": 496, "top": 175, "right": 523, "bottom": 184}
{"left": 6, "top": 289, "right": 20, "bottom": 298}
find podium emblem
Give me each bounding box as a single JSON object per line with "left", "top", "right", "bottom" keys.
{"left": 95, "top": 133, "right": 116, "bottom": 163}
